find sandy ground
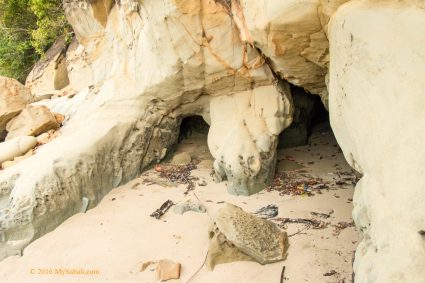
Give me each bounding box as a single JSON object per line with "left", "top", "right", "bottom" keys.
{"left": 0, "top": 123, "right": 358, "bottom": 283}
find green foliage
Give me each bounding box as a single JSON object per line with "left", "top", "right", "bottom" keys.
{"left": 29, "top": 0, "right": 70, "bottom": 55}
{"left": 0, "top": 0, "right": 71, "bottom": 82}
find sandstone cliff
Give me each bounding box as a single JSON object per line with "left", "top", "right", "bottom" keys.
{"left": 0, "top": 1, "right": 423, "bottom": 282}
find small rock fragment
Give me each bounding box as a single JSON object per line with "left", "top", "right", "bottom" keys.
{"left": 157, "top": 259, "right": 181, "bottom": 281}
{"left": 173, "top": 199, "right": 206, "bottom": 215}
{"left": 0, "top": 76, "right": 32, "bottom": 134}
{"left": 197, "top": 159, "right": 214, "bottom": 169}
{"left": 81, "top": 197, "right": 89, "bottom": 213}
{"left": 140, "top": 261, "right": 156, "bottom": 272}
{"left": 254, "top": 204, "right": 279, "bottom": 219}
{"left": 171, "top": 152, "right": 191, "bottom": 165}
{"left": 53, "top": 112, "right": 65, "bottom": 124}
{"left": 5, "top": 105, "right": 59, "bottom": 140}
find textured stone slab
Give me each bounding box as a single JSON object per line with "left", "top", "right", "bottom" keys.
{"left": 207, "top": 203, "right": 288, "bottom": 269}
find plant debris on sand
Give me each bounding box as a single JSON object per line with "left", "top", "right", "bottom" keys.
{"left": 332, "top": 221, "right": 355, "bottom": 236}
{"left": 273, "top": 217, "right": 328, "bottom": 230}
{"left": 266, "top": 171, "right": 329, "bottom": 196}
{"left": 143, "top": 163, "right": 199, "bottom": 194}
{"left": 266, "top": 170, "right": 360, "bottom": 197}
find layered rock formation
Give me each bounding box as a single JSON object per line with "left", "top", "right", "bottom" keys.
{"left": 0, "top": 0, "right": 293, "bottom": 259}
{"left": 0, "top": 1, "right": 423, "bottom": 282}
{"left": 25, "top": 37, "right": 70, "bottom": 99}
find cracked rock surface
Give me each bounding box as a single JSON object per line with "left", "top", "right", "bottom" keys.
{"left": 207, "top": 203, "right": 288, "bottom": 269}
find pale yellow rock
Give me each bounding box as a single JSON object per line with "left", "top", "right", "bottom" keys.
{"left": 1, "top": 160, "right": 15, "bottom": 170}
{"left": 197, "top": 159, "right": 214, "bottom": 169}
{"left": 14, "top": 155, "right": 31, "bottom": 162}
{"left": 171, "top": 152, "right": 191, "bottom": 165}
{"left": 156, "top": 259, "right": 181, "bottom": 281}
{"left": 0, "top": 136, "right": 37, "bottom": 164}
{"left": 53, "top": 113, "right": 65, "bottom": 124}
{"left": 0, "top": 154, "right": 31, "bottom": 170}
{"left": 25, "top": 37, "right": 70, "bottom": 98}
{"left": 237, "top": 0, "right": 349, "bottom": 106}
{"left": 329, "top": 1, "right": 425, "bottom": 282}
{"left": 207, "top": 203, "right": 288, "bottom": 269}
{"left": 209, "top": 84, "right": 292, "bottom": 195}
{"left": 0, "top": 0, "right": 295, "bottom": 260}
{"left": 0, "top": 76, "right": 32, "bottom": 133}
{"left": 36, "top": 132, "right": 50, "bottom": 144}
{"left": 6, "top": 105, "right": 60, "bottom": 140}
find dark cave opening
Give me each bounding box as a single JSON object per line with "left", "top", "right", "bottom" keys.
{"left": 178, "top": 115, "right": 210, "bottom": 143}
{"left": 177, "top": 84, "right": 329, "bottom": 150}
{"left": 278, "top": 84, "right": 329, "bottom": 149}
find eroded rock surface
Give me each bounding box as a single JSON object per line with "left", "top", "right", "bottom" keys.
{"left": 329, "top": 1, "right": 425, "bottom": 282}
{"left": 0, "top": 136, "right": 37, "bottom": 164}
{"left": 0, "top": 1, "right": 423, "bottom": 281}
{"left": 25, "top": 37, "right": 70, "bottom": 98}
{"left": 0, "top": 77, "right": 32, "bottom": 137}
{"left": 207, "top": 203, "right": 288, "bottom": 269}
{"left": 236, "top": 0, "right": 349, "bottom": 106}
{"left": 0, "top": 0, "right": 293, "bottom": 260}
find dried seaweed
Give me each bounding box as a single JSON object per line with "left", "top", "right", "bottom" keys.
{"left": 310, "top": 210, "right": 334, "bottom": 219}
{"left": 254, "top": 204, "right": 278, "bottom": 219}
{"left": 323, "top": 270, "right": 338, "bottom": 276}
{"left": 152, "top": 163, "right": 198, "bottom": 195}
{"left": 332, "top": 221, "right": 355, "bottom": 235}
{"left": 266, "top": 171, "right": 329, "bottom": 196}
{"left": 266, "top": 169, "right": 361, "bottom": 197}
{"left": 273, "top": 217, "right": 328, "bottom": 229}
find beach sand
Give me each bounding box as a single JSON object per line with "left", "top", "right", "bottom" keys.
{"left": 0, "top": 123, "right": 358, "bottom": 283}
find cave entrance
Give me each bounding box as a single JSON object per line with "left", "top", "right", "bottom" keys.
{"left": 178, "top": 116, "right": 210, "bottom": 142}
{"left": 278, "top": 85, "right": 329, "bottom": 149}
{"left": 173, "top": 115, "right": 212, "bottom": 164}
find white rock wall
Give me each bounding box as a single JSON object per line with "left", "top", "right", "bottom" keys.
{"left": 329, "top": 1, "right": 425, "bottom": 282}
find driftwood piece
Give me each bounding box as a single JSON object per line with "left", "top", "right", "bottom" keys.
{"left": 150, "top": 200, "right": 174, "bottom": 219}
{"left": 280, "top": 266, "right": 286, "bottom": 283}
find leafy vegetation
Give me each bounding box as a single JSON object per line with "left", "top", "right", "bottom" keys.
{"left": 0, "top": 0, "right": 71, "bottom": 82}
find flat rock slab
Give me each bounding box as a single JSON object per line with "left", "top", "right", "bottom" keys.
{"left": 156, "top": 259, "right": 181, "bottom": 281}
{"left": 173, "top": 199, "right": 206, "bottom": 215}
{"left": 6, "top": 105, "right": 59, "bottom": 140}
{"left": 207, "top": 203, "right": 288, "bottom": 269}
